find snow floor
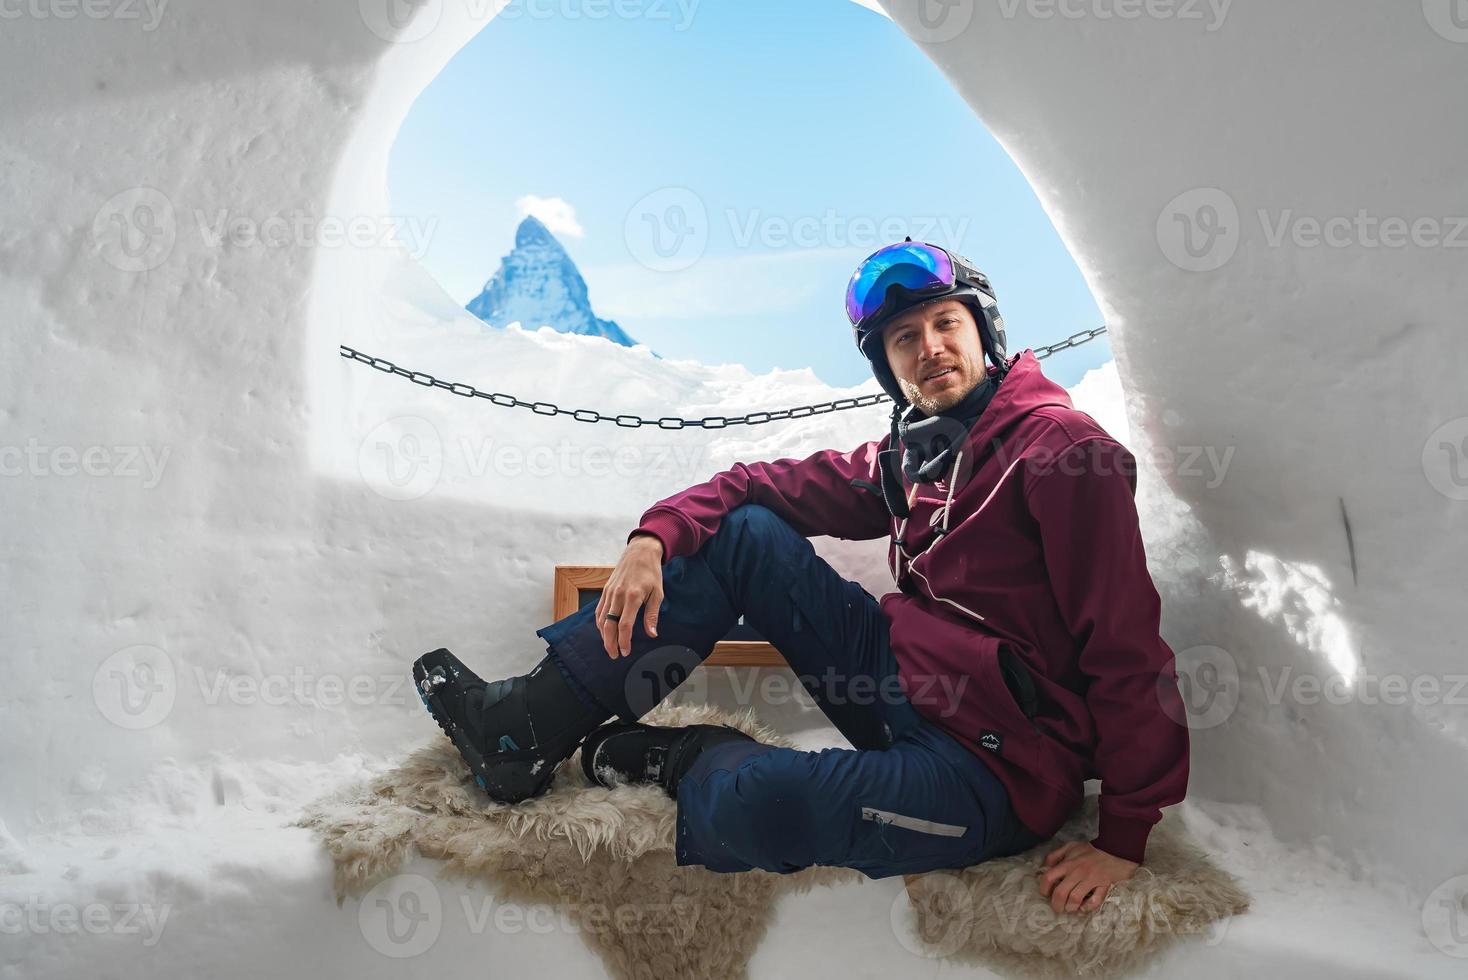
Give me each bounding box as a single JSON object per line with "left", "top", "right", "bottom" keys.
{"left": 1, "top": 686, "right": 1450, "bottom": 979}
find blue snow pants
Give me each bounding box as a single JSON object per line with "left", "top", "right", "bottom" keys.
{"left": 536, "top": 503, "right": 1044, "bottom": 879}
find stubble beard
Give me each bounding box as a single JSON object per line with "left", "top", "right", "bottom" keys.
{"left": 898, "top": 355, "right": 984, "bottom": 416}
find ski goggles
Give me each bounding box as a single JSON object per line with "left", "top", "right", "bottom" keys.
{"left": 844, "top": 241, "right": 961, "bottom": 328}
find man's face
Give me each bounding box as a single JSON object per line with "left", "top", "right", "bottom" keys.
{"left": 880, "top": 299, "right": 989, "bottom": 415}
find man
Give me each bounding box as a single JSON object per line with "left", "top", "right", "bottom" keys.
{"left": 413, "top": 240, "right": 1190, "bottom": 914}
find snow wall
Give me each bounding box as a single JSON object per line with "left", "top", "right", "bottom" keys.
{"left": 1, "top": 0, "right": 1464, "bottom": 907}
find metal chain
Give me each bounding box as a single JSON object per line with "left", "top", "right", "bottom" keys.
{"left": 337, "top": 325, "right": 1108, "bottom": 429}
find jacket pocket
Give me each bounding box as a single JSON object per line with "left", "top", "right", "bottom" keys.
{"left": 961, "top": 637, "right": 1043, "bottom": 774}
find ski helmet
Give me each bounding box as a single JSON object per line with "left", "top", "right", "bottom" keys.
{"left": 845, "top": 240, "right": 1009, "bottom": 406}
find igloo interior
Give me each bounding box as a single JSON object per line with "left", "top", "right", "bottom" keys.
{"left": 2, "top": 1, "right": 1465, "bottom": 976}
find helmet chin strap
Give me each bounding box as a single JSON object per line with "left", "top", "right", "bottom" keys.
{"left": 877, "top": 404, "right": 912, "bottom": 520}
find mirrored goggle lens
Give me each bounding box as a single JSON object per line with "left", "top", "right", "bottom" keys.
{"left": 845, "top": 242, "right": 955, "bottom": 326}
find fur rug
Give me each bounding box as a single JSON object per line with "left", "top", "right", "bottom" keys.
{"left": 899, "top": 795, "right": 1251, "bottom": 977}
{"left": 298, "top": 703, "right": 1247, "bottom": 979}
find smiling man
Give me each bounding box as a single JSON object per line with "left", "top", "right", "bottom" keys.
{"left": 413, "top": 240, "right": 1190, "bottom": 915}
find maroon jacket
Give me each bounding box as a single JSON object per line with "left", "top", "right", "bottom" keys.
{"left": 629, "top": 350, "right": 1190, "bottom": 863}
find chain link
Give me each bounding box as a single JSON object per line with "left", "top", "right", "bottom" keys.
{"left": 337, "top": 325, "right": 1108, "bottom": 429}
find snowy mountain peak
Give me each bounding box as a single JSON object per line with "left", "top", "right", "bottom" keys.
{"left": 467, "top": 217, "right": 638, "bottom": 349}
{"left": 513, "top": 214, "right": 561, "bottom": 251}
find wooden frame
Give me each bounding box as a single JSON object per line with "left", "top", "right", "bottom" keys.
{"left": 552, "top": 565, "right": 786, "bottom": 667}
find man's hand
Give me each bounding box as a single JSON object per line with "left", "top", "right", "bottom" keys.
{"left": 596, "top": 533, "right": 665, "bottom": 659}
{"left": 1036, "top": 841, "right": 1138, "bottom": 914}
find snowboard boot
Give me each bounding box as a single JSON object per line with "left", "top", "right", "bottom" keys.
{"left": 580, "top": 721, "right": 759, "bottom": 800}
{"left": 413, "top": 648, "right": 609, "bottom": 803}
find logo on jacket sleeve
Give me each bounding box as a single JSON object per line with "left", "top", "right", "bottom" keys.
{"left": 979, "top": 730, "right": 1003, "bottom": 753}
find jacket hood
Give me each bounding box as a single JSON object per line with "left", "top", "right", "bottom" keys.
{"left": 960, "top": 349, "right": 1076, "bottom": 462}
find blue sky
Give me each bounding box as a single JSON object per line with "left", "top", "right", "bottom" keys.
{"left": 389, "top": 0, "right": 1111, "bottom": 389}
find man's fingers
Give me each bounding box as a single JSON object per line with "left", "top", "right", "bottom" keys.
{"left": 644, "top": 590, "right": 661, "bottom": 638}
{"left": 1049, "top": 874, "right": 1078, "bottom": 915}
{"left": 1084, "top": 884, "right": 1110, "bottom": 911}
{"left": 1066, "top": 880, "right": 1098, "bottom": 913}
{"left": 599, "top": 612, "right": 617, "bottom": 659}
{"left": 618, "top": 600, "right": 638, "bottom": 657}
